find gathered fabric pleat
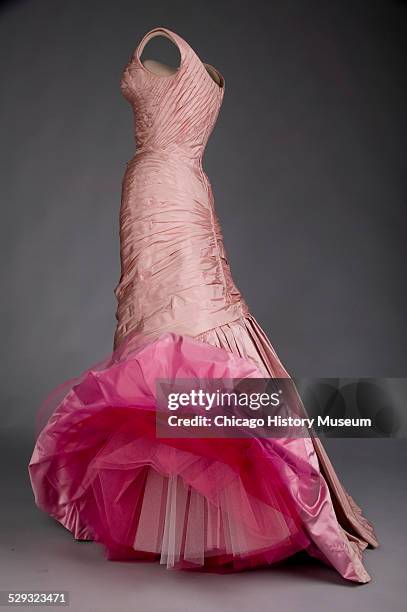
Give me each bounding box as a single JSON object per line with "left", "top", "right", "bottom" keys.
{"left": 196, "top": 312, "right": 379, "bottom": 553}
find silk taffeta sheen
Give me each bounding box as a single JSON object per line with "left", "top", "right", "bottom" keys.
{"left": 28, "top": 27, "right": 378, "bottom": 583}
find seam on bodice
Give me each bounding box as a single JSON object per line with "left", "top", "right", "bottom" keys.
{"left": 196, "top": 93, "right": 233, "bottom": 304}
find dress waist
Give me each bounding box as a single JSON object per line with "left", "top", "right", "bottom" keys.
{"left": 113, "top": 298, "right": 249, "bottom": 352}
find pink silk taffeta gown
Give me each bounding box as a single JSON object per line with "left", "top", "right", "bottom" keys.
{"left": 28, "top": 27, "right": 378, "bottom": 583}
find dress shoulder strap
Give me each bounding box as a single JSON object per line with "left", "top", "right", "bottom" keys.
{"left": 134, "top": 26, "right": 187, "bottom": 66}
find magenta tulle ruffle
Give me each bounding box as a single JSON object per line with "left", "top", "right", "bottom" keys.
{"left": 29, "top": 332, "right": 371, "bottom": 582}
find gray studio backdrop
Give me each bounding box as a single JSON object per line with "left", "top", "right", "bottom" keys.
{"left": 1, "top": 2, "right": 407, "bottom": 611}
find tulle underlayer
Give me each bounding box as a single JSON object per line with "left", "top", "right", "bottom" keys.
{"left": 29, "top": 317, "right": 377, "bottom": 583}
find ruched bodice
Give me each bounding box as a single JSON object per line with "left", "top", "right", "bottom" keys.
{"left": 113, "top": 27, "right": 247, "bottom": 349}
{"left": 120, "top": 27, "right": 224, "bottom": 156}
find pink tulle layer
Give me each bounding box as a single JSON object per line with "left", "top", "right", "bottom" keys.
{"left": 29, "top": 332, "right": 371, "bottom": 582}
